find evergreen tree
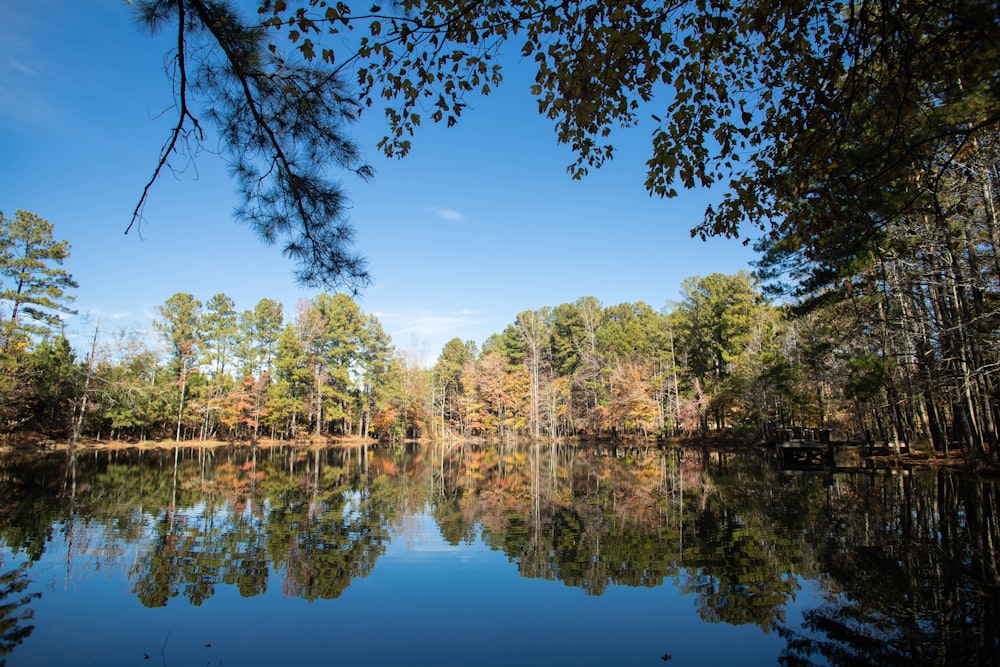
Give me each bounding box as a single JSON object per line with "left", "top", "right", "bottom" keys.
{"left": 267, "top": 322, "right": 311, "bottom": 438}
{"left": 0, "top": 210, "right": 78, "bottom": 350}
{"left": 156, "top": 293, "right": 203, "bottom": 441}
{"left": 202, "top": 293, "right": 238, "bottom": 378}
{"left": 129, "top": 0, "right": 371, "bottom": 290}
{"left": 355, "top": 314, "right": 394, "bottom": 438}
{"left": 240, "top": 298, "right": 284, "bottom": 377}
{"left": 433, "top": 338, "right": 477, "bottom": 436}
{"left": 669, "top": 272, "right": 769, "bottom": 431}
{"left": 27, "top": 336, "right": 79, "bottom": 435}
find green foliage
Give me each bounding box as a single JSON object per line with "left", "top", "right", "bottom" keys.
{"left": 9, "top": 266, "right": 983, "bottom": 450}
{"left": 481, "top": 325, "right": 523, "bottom": 364}
{"left": 267, "top": 322, "right": 310, "bottom": 436}
{"left": 156, "top": 293, "right": 203, "bottom": 372}
{"left": 671, "top": 272, "right": 767, "bottom": 386}
{"left": 26, "top": 336, "right": 79, "bottom": 435}
{"left": 843, "top": 353, "right": 889, "bottom": 402}
{"left": 240, "top": 298, "right": 284, "bottom": 377}
{"left": 85, "top": 328, "right": 169, "bottom": 439}
{"left": 202, "top": 292, "right": 238, "bottom": 378}
{"left": 298, "top": 293, "right": 363, "bottom": 433}
{"left": 111, "top": 0, "right": 999, "bottom": 454}
{"left": 0, "top": 349, "right": 34, "bottom": 433}
{"left": 549, "top": 300, "right": 586, "bottom": 376}
{"left": 596, "top": 301, "right": 667, "bottom": 364}
{"left": 432, "top": 337, "right": 478, "bottom": 434}
{"left": 0, "top": 212, "right": 78, "bottom": 434}
{"left": 156, "top": 293, "right": 204, "bottom": 439}
{"left": 435, "top": 338, "right": 477, "bottom": 389}
{"left": 353, "top": 313, "right": 394, "bottom": 436}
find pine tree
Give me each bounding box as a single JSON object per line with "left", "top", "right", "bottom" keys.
{"left": 0, "top": 210, "right": 78, "bottom": 350}
{"left": 156, "top": 293, "right": 203, "bottom": 441}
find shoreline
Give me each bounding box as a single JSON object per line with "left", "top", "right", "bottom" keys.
{"left": 0, "top": 434, "right": 380, "bottom": 454}
{"left": 1, "top": 433, "right": 989, "bottom": 473}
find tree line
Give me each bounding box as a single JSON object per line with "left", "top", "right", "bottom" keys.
{"left": 2, "top": 208, "right": 999, "bottom": 464}
{"left": 5, "top": 1, "right": 992, "bottom": 457}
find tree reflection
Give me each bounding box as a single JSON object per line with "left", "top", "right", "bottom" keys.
{"left": 777, "top": 471, "right": 1000, "bottom": 666}
{"left": 125, "top": 449, "right": 394, "bottom": 606}
{"left": 0, "top": 560, "right": 40, "bottom": 662}
{"left": 0, "top": 442, "right": 998, "bottom": 663}
{"left": 432, "top": 497, "right": 477, "bottom": 546}
{"left": 274, "top": 488, "right": 389, "bottom": 601}
{"left": 678, "top": 453, "right": 807, "bottom": 632}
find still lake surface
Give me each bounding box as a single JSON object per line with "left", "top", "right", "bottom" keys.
{"left": 0, "top": 441, "right": 996, "bottom": 666}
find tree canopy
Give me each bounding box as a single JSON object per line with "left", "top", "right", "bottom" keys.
{"left": 131, "top": 0, "right": 999, "bottom": 287}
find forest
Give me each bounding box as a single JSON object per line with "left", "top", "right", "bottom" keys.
{"left": 2, "top": 0, "right": 999, "bottom": 464}
{"left": 2, "top": 199, "right": 999, "bottom": 464}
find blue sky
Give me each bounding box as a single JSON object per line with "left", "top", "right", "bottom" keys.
{"left": 1, "top": 0, "right": 757, "bottom": 364}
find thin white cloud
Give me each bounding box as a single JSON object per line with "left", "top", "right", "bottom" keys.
{"left": 7, "top": 59, "right": 36, "bottom": 77}
{"left": 85, "top": 308, "right": 132, "bottom": 321}
{"left": 428, "top": 207, "right": 465, "bottom": 223}
{"left": 377, "top": 309, "right": 486, "bottom": 337}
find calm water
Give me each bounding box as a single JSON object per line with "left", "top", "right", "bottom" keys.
{"left": 0, "top": 442, "right": 997, "bottom": 666}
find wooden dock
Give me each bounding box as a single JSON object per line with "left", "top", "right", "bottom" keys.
{"left": 770, "top": 427, "right": 907, "bottom": 468}
{"left": 776, "top": 439, "right": 833, "bottom": 466}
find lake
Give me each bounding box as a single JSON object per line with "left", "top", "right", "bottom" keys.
{"left": 0, "top": 441, "right": 996, "bottom": 666}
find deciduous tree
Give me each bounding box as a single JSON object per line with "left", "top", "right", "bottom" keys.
{"left": 516, "top": 309, "right": 551, "bottom": 439}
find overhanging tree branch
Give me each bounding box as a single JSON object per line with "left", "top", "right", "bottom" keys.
{"left": 128, "top": 0, "right": 203, "bottom": 238}
{"left": 130, "top": 0, "right": 371, "bottom": 291}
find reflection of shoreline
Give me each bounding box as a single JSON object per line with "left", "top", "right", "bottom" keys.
{"left": 0, "top": 435, "right": 380, "bottom": 456}
{"left": 1, "top": 435, "right": 973, "bottom": 475}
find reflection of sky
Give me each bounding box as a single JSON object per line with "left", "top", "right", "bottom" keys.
{"left": 4, "top": 508, "right": 804, "bottom": 667}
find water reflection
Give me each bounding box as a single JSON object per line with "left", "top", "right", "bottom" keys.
{"left": 0, "top": 441, "right": 998, "bottom": 665}
{"left": 0, "top": 560, "right": 39, "bottom": 661}
{"left": 777, "top": 471, "right": 1000, "bottom": 666}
